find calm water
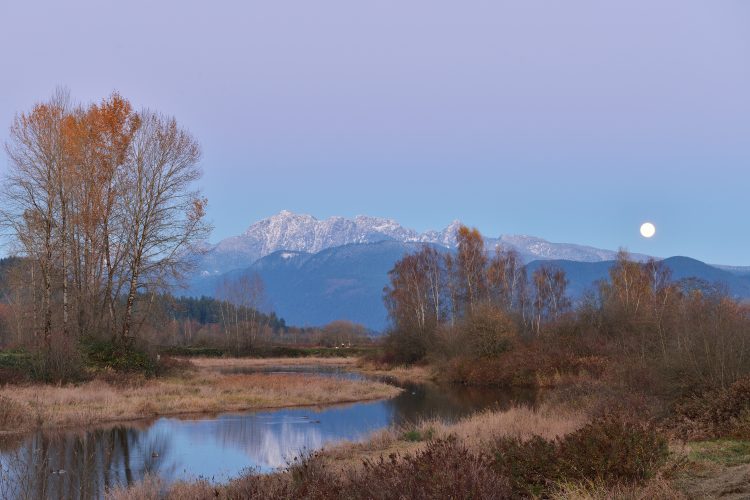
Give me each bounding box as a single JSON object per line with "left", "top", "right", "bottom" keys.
{"left": 0, "top": 367, "right": 534, "bottom": 499}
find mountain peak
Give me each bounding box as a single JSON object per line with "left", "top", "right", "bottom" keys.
{"left": 200, "top": 211, "right": 654, "bottom": 276}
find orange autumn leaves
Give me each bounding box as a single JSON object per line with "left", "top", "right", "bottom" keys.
{"left": 1, "top": 91, "right": 210, "bottom": 360}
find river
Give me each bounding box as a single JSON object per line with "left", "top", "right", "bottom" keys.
{"left": 0, "top": 365, "right": 535, "bottom": 499}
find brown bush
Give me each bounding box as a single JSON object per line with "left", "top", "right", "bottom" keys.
{"left": 492, "top": 435, "right": 559, "bottom": 496}
{"left": 463, "top": 305, "right": 518, "bottom": 358}
{"left": 491, "top": 417, "right": 668, "bottom": 497}
{"left": 156, "top": 355, "right": 196, "bottom": 376}
{"left": 557, "top": 417, "right": 668, "bottom": 483}
{"left": 442, "top": 339, "right": 602, "bottom": 388}
{"left": 672, "top": 376, "right": 750, "bottom": 440}
{"left": 30, "top": 332, "right": 84, "bottom": 383}
{"left": 348, "top": 438, "right": 511, "bottom": 500}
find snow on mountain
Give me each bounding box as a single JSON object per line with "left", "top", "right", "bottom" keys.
{"left": 416, "top": 220, "right": 463, "bottom": 247}
{"left": 197, "top": 210, "right": 649, "bottom": 275}
{"left": 488, "top": 235, "right": 647, "bottom": 263}
{"left": 198, "top": 211, "right": 418, "bottom": 274}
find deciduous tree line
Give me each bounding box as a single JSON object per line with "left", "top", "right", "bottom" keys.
{"left": 596, "top": 251, "right": 750, "bottom": 389}
{"left": 384, "top": 225, "right": 569, "bottom": 340}
{"left": 0, "top": 90, "right": 210, "bottom": 363}
{"left": 385, "top": 226, "right": 750, "bottom": 389}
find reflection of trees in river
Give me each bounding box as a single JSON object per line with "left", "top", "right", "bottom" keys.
{"left": 0, "top": 378, "right": 538, "bottom": 498}
{"left": 0, "top": 425, "right": 173, "bottom": 499}
{"left": 383, "top": 381, "right": 537, "bottom": 427}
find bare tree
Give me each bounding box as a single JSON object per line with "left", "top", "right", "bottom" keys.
{"left": 531, "top": 265, "right": 570, "bottom": 335}
{"left": 487, "top": 246, "right": 526, "bottom": 313}
{"left": 384, "top": 245, "right": 445, "bottom": 335}
{"left": 1, "top": 90, "right": 69, "bottom": 354}
{"left": 216, "top": 273, "right": 266, "bottom": 352}
{"left": 119, "top": 111, "right": 210, "bottom": 343}
{"left": 1, "top": 91, "right": 210, "bottom": 356}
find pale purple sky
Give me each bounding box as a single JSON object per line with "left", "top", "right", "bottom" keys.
{"left": 1, "top": 1, "right": 749, "bottom": 264}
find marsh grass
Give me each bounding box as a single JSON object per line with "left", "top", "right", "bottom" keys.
{"left": 355, "top": 360, "right": 435, "bottom": 384}
{"left": 0, "top": 367, "right": 400, "bottom": 434}
{"left": 318, "top": 403, "right": 587, "bottom": 472}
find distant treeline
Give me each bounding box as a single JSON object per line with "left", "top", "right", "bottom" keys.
{"left": 382, "top": 224, "right": 750, "bottom": 394}
{"left": 163, "top": 295, "right": 287, "bottom": 331}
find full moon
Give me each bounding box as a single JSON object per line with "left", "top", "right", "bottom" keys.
{"left": 640, "top": 222, "right": 656, "bottom": 238}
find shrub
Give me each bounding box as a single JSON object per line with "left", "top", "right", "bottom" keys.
{"left": 382, "top": 328, "right": 432, "bottom": 365}
{"left": 492, "top": 435, "right": 558, "bottom": 496}
{"left": 672, "top": 376, "right": 750, "bottom": 439}
{"left": 349, "top": 438, "right": 511, "bottom": 500}
{"left": 155, "top": 355, "right": 195, "bottom": 376}
{"left": 207, "top": 440, "right": 510, "bottom": 500}
{"left": 160, "top": 345, "right": 226, "bottom": 357}
{"left": 557, "top": 417, "right": 668, "bottom": 483}
{"left": 399, "top": 427, "right": 435, "bottom": 442}
{"left": 491, "top": 418, "right": 668, "bottom": 497}
{"left": 0, "top": 350, "right": 31, "bottom": 384}
{"left": 27, "top": 333, "right": 85, "bottom": 383}
{"left": 442, "top": 341, "right": 595, "bottom": 388}
{"left": 83, "top": 340, "right": 157, "bottom": 376}
{"left": 464, "top": 305, "right": 518, "bottom": 358}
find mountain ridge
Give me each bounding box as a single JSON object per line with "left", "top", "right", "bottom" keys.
{"left": 197, "top": 210, "right": 651, "bottom": 276}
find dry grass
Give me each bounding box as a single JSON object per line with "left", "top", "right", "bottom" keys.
{"left": 189, "top": 356, "right": 359, "bottom": 369}
{"left": 552, "top": 476, "right": 686, "bottom": 500}
{"left": 321, "top": 402, "right": 587, "bottom": 471}
{"left": 0, "top": 367, "right": 401, "bottom": 434}
{"left": 422, "top": 403, "right": 586, "bottom": 446}
{"left": 356, "top": 361, "right": 436, "bottom": 384}
{"left": 106, "top": 474, "right": 163, "bottom": 500}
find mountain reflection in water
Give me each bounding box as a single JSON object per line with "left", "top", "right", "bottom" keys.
{"left": 0, "top": 368, "right": 534, "bottom": 499}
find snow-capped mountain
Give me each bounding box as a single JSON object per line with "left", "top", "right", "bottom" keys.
{"left": 198, "top": 211, "right": 420, "bottom": 274}
{"left": 488, "top": 235, "right": 644, "bottom": 263}
{"left": 197, "top": 210, "right": 647, "bottom": 275}
{"left": 186, "top": 211, "right": 748, "bottom": 330}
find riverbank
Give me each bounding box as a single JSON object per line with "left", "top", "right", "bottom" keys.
{"left": 105, "top": 382, "right": 750, "bottom": 500}
{"left": 0, "top": 359, "right": 401, "bottom": 435}
{"left": 355, "top": 361, "right": 436, "bottom": 384}
{"left": 187, "top": 356, "right": 437, "bottom": 384}
{"left": 106, "top": 402, "right": 587, "bottom": 499}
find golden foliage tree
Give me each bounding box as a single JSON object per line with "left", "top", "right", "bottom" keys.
{"left": 1, "top": 90, "right": 210, "bottom": 361}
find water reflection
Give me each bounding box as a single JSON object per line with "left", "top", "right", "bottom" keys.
{"left": 0, "top": 425, "right": 172, "bottom": 499}
{"left": 0, "top": 369, "right": 535, "bottom": 499}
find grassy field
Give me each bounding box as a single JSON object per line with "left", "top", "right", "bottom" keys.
{"left": 0, "top": 359, "right": 401, "bottom": 435}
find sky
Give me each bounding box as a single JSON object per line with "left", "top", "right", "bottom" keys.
{"left": 0, "top": 1, "right": 749, "bottom": 264}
